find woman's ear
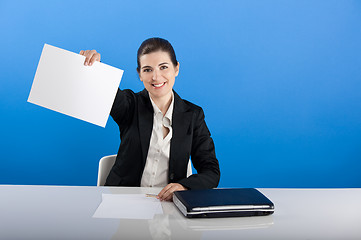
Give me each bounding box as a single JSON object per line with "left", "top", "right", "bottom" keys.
{"left": 137, "top": 68, "right": 143, "bottom": 81}
{"left": 175, "top": 62, "right": 180, "bottom": 77}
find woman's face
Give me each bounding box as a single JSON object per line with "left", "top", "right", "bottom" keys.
{"left": 138, "top": 51, "right": 179, "bottom": 101}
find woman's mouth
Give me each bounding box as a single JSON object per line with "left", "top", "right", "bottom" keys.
{"left": 152, "top": 82, "right": 166, "bottom": 88}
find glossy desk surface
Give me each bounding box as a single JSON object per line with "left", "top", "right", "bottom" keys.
{"left": 0, "top": 185, "right": 360, "bottom": 240}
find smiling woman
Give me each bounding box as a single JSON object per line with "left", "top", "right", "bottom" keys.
{"left": 136, "top": 39, "right": 179, "bottom": 115}
{"left": 80, "top": 38, "right": 220, "bottom": 201}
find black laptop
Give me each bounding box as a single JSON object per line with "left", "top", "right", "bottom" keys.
{"left": 173, "top": 188, "right": 274, "bottom": 218}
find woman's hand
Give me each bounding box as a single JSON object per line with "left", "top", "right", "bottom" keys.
{"left": 79, "top": 50, "right": 101, "bottom": 66}
{"left": 157, "top": 183, "right": 187, "bottom": 201}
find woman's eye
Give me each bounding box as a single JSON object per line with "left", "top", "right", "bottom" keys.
{"left": 143, "top": 68, "right": 152, "bottom": 73}
{"left": 160, "top": 65, "right": 168, "bottom": 70}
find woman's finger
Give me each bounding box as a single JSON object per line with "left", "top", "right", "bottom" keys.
{"left": 89, "top": 52, "right": 101, "bottom": 66}
{"left": 163, "top": 188, "right": 175, "bottom": 201}
{"left": 158, "top": 183, "right": 187, "bottom": 201}
{"left": 83, "top": 50, "right": 91, "bottom": 65}
{"left": 158, "top": 183, "right": 173, "bottom": 200}
{"left": 161, "top": 186, "right": 175, "bottom": 201}
{"left": 80, "top": 50, "right": 100, "bottom": 66}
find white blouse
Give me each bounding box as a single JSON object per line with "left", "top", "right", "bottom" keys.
{"left": 140, "top": 93, "right": 174, "bottom": 187}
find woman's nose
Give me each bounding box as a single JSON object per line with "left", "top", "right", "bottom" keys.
{"left": 152, "top": 69, "right": 159, "bottom": 80}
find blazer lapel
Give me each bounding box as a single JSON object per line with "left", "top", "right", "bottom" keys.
{"left": 169, "top": 91, "right": 192, "bottom": 180}
{"left": 138, "top": 89, "right": 153, "bottom": 168}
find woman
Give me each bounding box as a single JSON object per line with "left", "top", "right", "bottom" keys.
{"left": 80, "top": 38, "right": 220, "bottom": 201}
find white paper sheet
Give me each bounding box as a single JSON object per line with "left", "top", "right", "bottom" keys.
{"left": 93, "top": 194, "right": 163, "bottom": 219}
{"left": 28, "top": 44, "right": 123, "bottom": 127}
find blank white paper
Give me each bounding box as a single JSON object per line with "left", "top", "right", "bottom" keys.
{"left": 93, "top": 194, "right": 163, "bottom": 219}
{"left": 28, "top": 44, "right": 123, "bottom": 127}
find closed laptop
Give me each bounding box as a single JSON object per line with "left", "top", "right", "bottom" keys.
{"left": 173, "top": 188, "right": 274, "bottom": 218}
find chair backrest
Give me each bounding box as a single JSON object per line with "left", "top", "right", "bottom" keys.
{"left": 97, "top": 154, "right": 193, "bottom": 186}
{"left": 186, "top": 160, "right": 192, "bottom": 178}
{"left": 97, "top": 155, "right": 117, "bottom": 186}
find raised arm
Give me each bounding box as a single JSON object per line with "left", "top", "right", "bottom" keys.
{"left": 79, "top": 49, "right": 135, "bottom": 129}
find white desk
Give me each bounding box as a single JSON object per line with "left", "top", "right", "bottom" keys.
{"left": 0, "top": 185, "right": 360, "bottom": 239}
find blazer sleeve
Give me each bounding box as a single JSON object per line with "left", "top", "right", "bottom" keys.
{"left": 178, "top": 108, "right": 220, "bottom": 189}
{"left": 110, "top": 88, "right": 136, "bottom": 130}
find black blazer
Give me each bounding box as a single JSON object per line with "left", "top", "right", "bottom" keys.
{"left": 105, "top": 88, "right": 220, "bottom": 189}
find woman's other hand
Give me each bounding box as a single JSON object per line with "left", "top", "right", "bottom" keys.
{"left": 79, "top": 50, "right": 101, "bottom": 66}
{"left": 157, "top": 183, "right": 187, "bottom": 201}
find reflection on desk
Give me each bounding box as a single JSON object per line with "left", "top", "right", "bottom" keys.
{"left": 0, "top": 185, "right": 360, "bottom": 240}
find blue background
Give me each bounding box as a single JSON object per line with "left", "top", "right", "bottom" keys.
{"left": 1, "top": 0, "right": 360, "bottom": 187}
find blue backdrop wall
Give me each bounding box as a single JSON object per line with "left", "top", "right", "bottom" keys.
{"left": 1, "top": 0, "right": 360, "bottom": 187}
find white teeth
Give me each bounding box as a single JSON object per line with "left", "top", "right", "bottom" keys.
{"left": 153, "top": 82, "right": 165, "bottom": 88}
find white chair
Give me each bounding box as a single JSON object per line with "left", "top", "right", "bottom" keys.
{"left": 97, "top": 154, "right": 193, "bottom": 186}
{"left": 186, "top": 160, "right": 192, "bottom": 178}
{"left": 97, "top": 154, "right": 117, "bottom": 186}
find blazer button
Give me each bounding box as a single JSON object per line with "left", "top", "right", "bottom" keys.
{"left": 170, "top": 173, "right": 174, "bottom": 180}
